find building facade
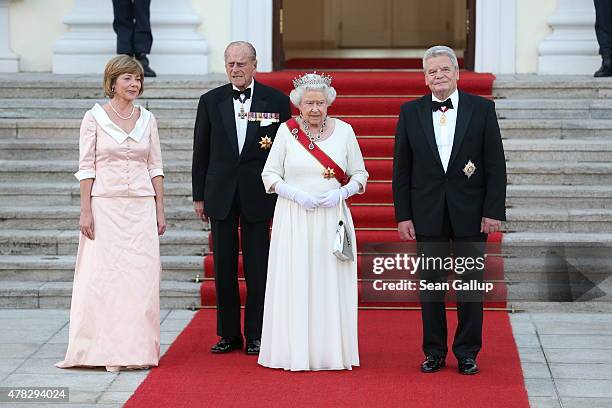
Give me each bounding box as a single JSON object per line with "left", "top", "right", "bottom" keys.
{"left": 0, "top": 0, "right": 601, "bottom": 75}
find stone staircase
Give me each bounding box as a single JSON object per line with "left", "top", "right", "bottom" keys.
{"left": 493, "top": 75, "right": 612, "bottom": 308}
{"left": 0, "top": 74, "right": 228, "bottom": 309}
{"left": 0, "top": 73, "right": 611, "bottom": 309}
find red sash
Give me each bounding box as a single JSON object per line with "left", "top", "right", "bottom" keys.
{"left": 286, "top": 117, "right": 349, "bottom": 186}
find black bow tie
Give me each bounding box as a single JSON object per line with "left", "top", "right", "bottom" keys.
{"left": 232, "top": 88, "right": 251, "bottom": 101}
{"left": 431, "top": 98, "right": 453, "bottom": 112}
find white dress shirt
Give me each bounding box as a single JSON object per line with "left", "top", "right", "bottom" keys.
{"left": 233, "top": 81, "right": 254, "bottom": 154}
{"left": 432, "top": 89, "right": 459, "bottom": 173}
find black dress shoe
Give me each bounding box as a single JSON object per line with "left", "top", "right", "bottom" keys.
{"left": 458, "top": 358, "right": 479, "bottom": 375}
{"left": 420, "top": 355, "right": 445, "bottom": 373}
{"left": 210, "top": 337, "right": 243, "bottom": 353}
{"left": 245, "top": 339, "right": 261, "bottom": 355}
{"left": 136, "top": 53, "right": 157, "bottom": 77}
{"left": 594, "top": 55, "right": 612, "bottom": 77}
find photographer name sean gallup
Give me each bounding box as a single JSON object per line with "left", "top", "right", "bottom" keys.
{"left": 372, "top": 280, "right": 495, "bottom": 293}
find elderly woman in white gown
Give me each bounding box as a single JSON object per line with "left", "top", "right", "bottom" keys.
{"left": 258, "top": 73, "right": 369, "bottom": 371}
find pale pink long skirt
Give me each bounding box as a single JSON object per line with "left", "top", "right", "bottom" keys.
{"left": 56, "top": 196, "right": 161, "bottom": 369}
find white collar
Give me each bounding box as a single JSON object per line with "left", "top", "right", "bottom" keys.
{"left": 432, "top": 89, "right": 459, "bottom": 107}
{"left": 90, "top": 103, "right": 151, "bottom": 144}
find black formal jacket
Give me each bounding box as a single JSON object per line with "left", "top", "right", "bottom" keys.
{"left": 192, "top": 80, "right": 291, "bottom": 222}
{"left": 392, "top": 91, "right": 507, "bottom": 237}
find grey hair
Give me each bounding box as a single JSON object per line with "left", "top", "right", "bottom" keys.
{"left": 224, "top": 41, "right": 257, "bottom": 61}
{"left": 289, "top": 75, "right": 337, "bottom": 107}
{"left": 422, "top": 45, "right": 459, "bottom": 72}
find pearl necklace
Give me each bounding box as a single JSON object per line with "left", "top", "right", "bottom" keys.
{"left": 109, "top": 100, "right": 136, "bottom": 120}
{"left": 301, "top": 116, "right": 327, "bottom": 150}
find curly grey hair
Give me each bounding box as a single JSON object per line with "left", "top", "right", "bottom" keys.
{"left": 422, "top": 45, "right": 459, "bottom": 72}
{"left": 289, "top": 74, "right": 337, "bottom": 108}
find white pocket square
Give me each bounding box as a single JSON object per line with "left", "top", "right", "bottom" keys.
{"left": 260, "top": 119, "right": 275, "bottom": 127}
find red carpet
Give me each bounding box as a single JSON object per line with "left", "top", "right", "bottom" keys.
{"left": 256, "top": 71, "right": 494, "bottom": 96}
{"left": 285, "top": 57, "right": 465, "bottom": 70}
{"left": 201, "top": 68, "right": 503, "bottom": 309}
{"left": 125, "top": 309, "right": 529, "bottom": 408}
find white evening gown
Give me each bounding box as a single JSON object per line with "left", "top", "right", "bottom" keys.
{"left": 258, "top": 118, "right": 368, "bottom": 371}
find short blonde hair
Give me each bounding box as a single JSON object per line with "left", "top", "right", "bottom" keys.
{"left": 103, "top": 55, "right": 145, "bottom": 98}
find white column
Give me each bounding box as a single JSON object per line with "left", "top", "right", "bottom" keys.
{"left": 538, "top": 0, "right": 599, "bottom": 75}
{"left": 475, "top": 0, "right": 517, "bottom": 74}
{"left": 53, "top": 0, "right": 208, "bottom": 74}
{"left": 231, "top": 0, "right": 273, "bottom": 72}
{"left": 0, "top": 0, "right": 19, "bottom": 72}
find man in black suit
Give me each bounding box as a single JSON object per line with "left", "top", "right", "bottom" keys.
{"left": 594, "top": 0, "right": 612, "bottom": 77}
{"left": 192, "top": 41, "right": 291, "bottom": 355}
{"left": 392, "top": 46, "right": 506, "bottom": 375}
{"left": 112, "top": 0, "right": 156, "bottom": 77}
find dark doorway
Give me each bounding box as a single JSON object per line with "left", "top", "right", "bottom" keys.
{"left": 273, "top": 0, "right": 476, "bottom": 71}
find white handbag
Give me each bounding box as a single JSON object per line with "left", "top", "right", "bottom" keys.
{"left": 333, "top": 201, "right": 354, "bottom": 262}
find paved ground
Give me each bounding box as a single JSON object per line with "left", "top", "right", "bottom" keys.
{"left": 512, "top": 312, "right": 612, "bottom": 408}
{"left": 1, "top": 309, "right": 611, "bottom": 407}
{"left": 0, "top": 309, "right": 195, "bottom": 407}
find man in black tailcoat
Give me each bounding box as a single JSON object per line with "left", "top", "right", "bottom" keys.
{"left": 393, "top": 45, "right": 506, "bottom": 375}
{"left": 192, "top": 41, "right": 291, "bottom": 355}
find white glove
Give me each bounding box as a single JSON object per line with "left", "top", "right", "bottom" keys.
{"left": 340, "top": 180, "right": 361, "bottom": 199}
{"left": 274, "top": 180, "right": 319, "bottom": 211}
{"left": 318, "top": 189, "right": 343, "bottom": 208}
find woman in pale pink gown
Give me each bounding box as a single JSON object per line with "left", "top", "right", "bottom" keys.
{"left": 56, "top": 55, "right": 166, "bottom": 372}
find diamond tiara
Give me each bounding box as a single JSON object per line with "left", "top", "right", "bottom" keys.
{"left": 292, "top": 71, "right": 333, "bottom": 89}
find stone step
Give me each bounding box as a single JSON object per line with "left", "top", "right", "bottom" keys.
{"left": 507, "top": 161, "right": 612, "bottom": 185}
{"left": 0, "top": 73, "right": 226, "bottom": 99}
{"left": 502, "top": 139, "right": 612, "bottom": 161}
{"left": 2, "top": 138, "right": 610, "bottom": 163}
{"left": 0, "top": 229, "right": 209, "bottom": 256}
{"left": 493, "top": 99, "right": 612, "bottom": 120}
{"left": 4, "top": 117, "right": 612, "bottom": 141}
{"left": 0, "top": 98, "right": 198, "bottom": 120}
{"left": 0, "top": 278, "right": 559, "bottom": 308}
{"left": 0, "top": 276, "right": 604, "bottom": 308}
{"left": 2, "top": 159, "right": 610, "bottom": 184}
{"left": 2, "top": 159, "right": 612, "bottom": 184}
{"left": 505, "top": 256, "right": 611, "bottom": 276}
{"left": 0, "top": 204, "right": 610, "bottom": 234}
{"left": 505, "top": 185, "right": 612, "bottom": 209}
{"left": 0, "top": 280, "right": 201, "bottom": 309}
{"left": 493, "top": 74, "right": 612, "bottom": 99}
{"left": 500, "top": 119, "right": 612, "bottom": 139}
{"left": 0, "top": 138, "right": 194, "bottom": 161}
{"left": 0, "top": 205, "right": 206, "bottom": 231}
{"left": 2, "top": 137, "right": 610, "bottom": 162}
{"left": 0, "top": 255, "right": 204, "bottom": 282}
{"left": 2, "top": 73, "right": 609, "bottom": 100}
{"left": 3, "top": 98, "right": 612, "bottom": 121}
{"left": 505, "top": 208, "right": 612, "bottom": 233}
{"left": 0, "top": 118, "right": 194, "bottom": 139}
{"left": 502, "top": 232, "right": 612, "bottom": 257}
{"left": 2, "top": 252, "right": 607, "bottom": 289}
{"left": 2, "top": 182, "right": 611, "bottom": 209}
{"left": 0, "top": 181, "right": 194, "bottom": 206}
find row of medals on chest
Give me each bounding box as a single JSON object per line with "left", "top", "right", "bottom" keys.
{"left": 237, "top": 98, "right": 274, "bottom": 150}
